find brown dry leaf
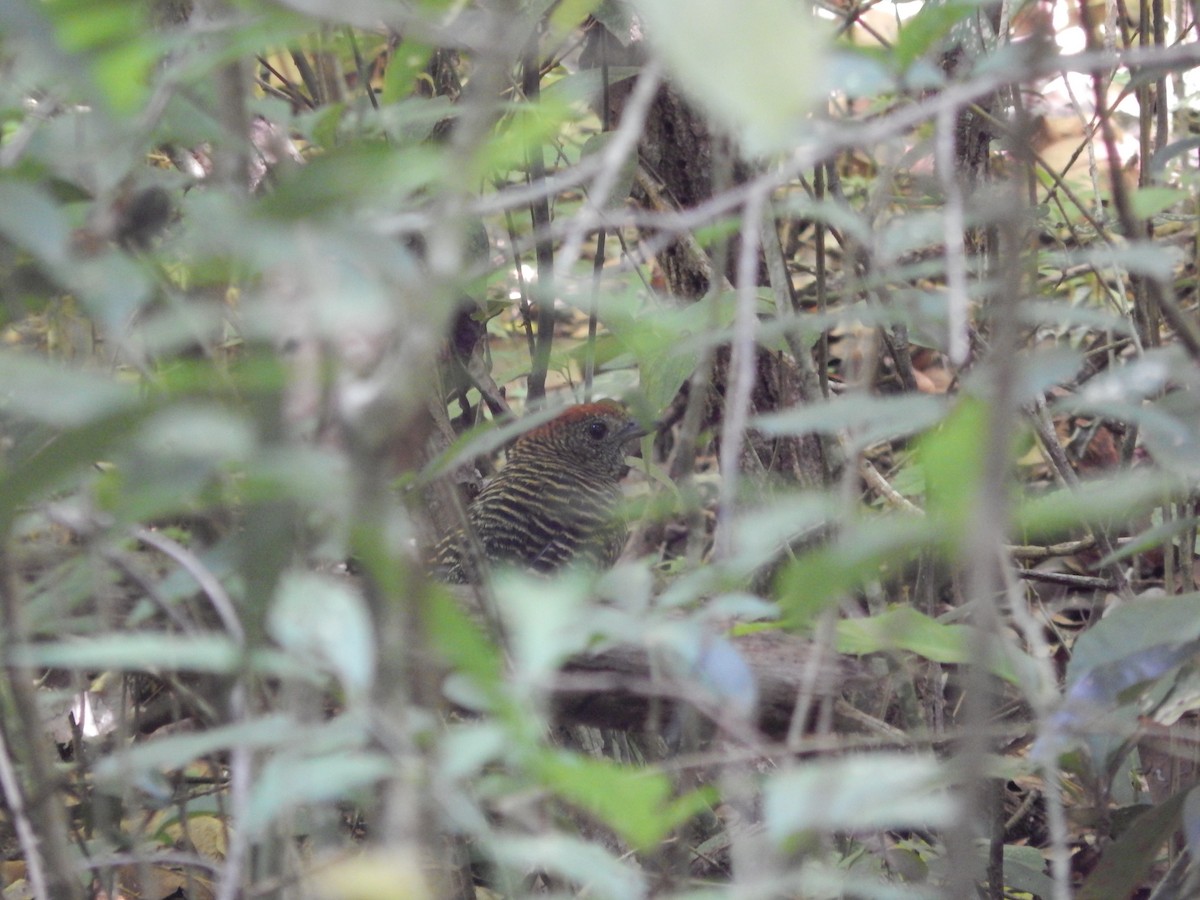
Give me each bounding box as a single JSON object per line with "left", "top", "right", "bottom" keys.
{"left": 909, "top": 348, "right": 953, "bottom": 394}
{"left": 310, "top": 849, "right": 434, "bottom": 900}
{"left": 1, "top": 862, "right": 26, "bottom": 887}
{"left": 116, "top": 863, "right": 215, "bottom": 900}
{"left": 148, "top": 812, "right": 228, "bottom": 861}
{"left": 1078, "top": 424, "right": 1120, "bottom": 474}
{"left": 185, "top": 815, "right": 228, "bottom": 861}
{"left": 911, "top": 367, "right": 938, "bottom": 394}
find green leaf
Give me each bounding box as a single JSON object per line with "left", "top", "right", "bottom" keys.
{"left": 535, "top": 750, "right": 711, "bottom": 851}
{"left": 1067, "top": 594, "right": 1200, "bottom": 688}
{"left": 46, "top": 0, "right": 157, "bottom": 113}
{"left": 1020, "top": 300, "right": 1134, "bottom": 335}
{"left": 13, "top": 634, "right": 241, "bottom": 671}
{"left": 1077, "top": 788, "right": 1190, "bottom": 900}
{"left": 1058, "top": 348, "right": 1200, "bottom": 478}
{"left": 1129, "top": 185, "right": 1185, "bottom": 219}
{"left": 1094, "top": 515, "right": 1200, "bottom": 568}
{"left": 755, "top": 393, "right": 947, "bottom": 447}
{"left": 774, "top": 516, "right": 935, "bottom": 628}
{"left": 837, "top": 606, "right": 972, "bottom": 660}
{"left": 541, "top": 66, "right": 641, "bottom": 107}
{"left": 269, "top": 571, "right": 376, "bottom": 697}
{"left": 1041, "top": 599, "right": 1200, "bottom": 769}
{"left": 258, "top": 144, "right": 443, "bottom": 218}
{"left": 423, "top": 584, "right": 505, "bottom": 696}
{"left": 1082, "top": 241, "right": 1178, "bottom": 280}
{"left": 0, "top": 351, "right": 138, "bottom": 427}
{"left": 245, "top": 751, "right": 393, "bottom": 836}
{"left": 836, "top": 606, "right": 1025, "bottom": 683}
{"left": 1002, "top": 844, "right": 1054, "bottom": 898}
{"left": 579, "top": 131, "right": 638, "bottom": 210}
{"left": 490, "top": 835, "right": 646, "bottom": 897}
{"left": 0, "top": 406, "right": 154, "bottom": 533}
{"left": 824, "top": 47, "right": 895, "bottom": 99}
{"left": 892, "top": 1, "right": 978, "bottom": 71}
{"left": 731, "top": 492, "right": 835, "bottom": 572}
{"left": 1148, "top": 137, "right": 1200, "bottom": 174}
{"left": 915, "top": 394, "right": 990, "bottom": 535}
{"left": 416, "top": 404, "right": 591, "bottom": 489}
{"left": 600, "top": 291, "right": 733, "bottom": 414}
{"left": 137, "top": 405, "right": 256, "bottom": 463}
{"left": 493, "top": 571, "right": 597, "bottom": 682}
{"left": 382, "top": 42, "right": 433, "bottom": 101}
{"left": 0, "top": 183, "right": 72, "bottom": 266}
{"left": 93, "top": 714, "right": 298, "bottom": 784}
{"left": 547, "top": 0, "right": 603, "bottom": 36}
{"left": 1013, "top": 470, "right": 1180, "bottom": 541}
{"left": 475, "top": 97, "right": 576, "bottom": 178}
{"left": 91, "top": 39, "right": 159, "bottom": 115}
{"left": 593, "top": 0, "right": 637, "bottom": 45}
{"left": 1139, "top": 390, "right": 1200, "bottom": 479}
{"left": 764, "top": 754, "right": 957, "bottom": 840}
{"left": 441, "top": 722, "right": 508, "bottom": 779}
{"left": 632, "top": 0, "right": 832, "bottom": 154}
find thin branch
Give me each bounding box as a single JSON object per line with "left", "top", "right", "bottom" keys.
{"left": 0, "top": 725, "right": 50, "bottom": 899}
{"left": 936, "top": 103, "right": 972, "bottom": 366}
{"left": 715, "top": 185, "right": 767, "bottom": 560}
{"left": 133, "top": 528, "right": 244, "bottom": 643}
{"left": 0, "top": 542, "right": 82, "bottom": 899}
{"left": 523, "top": 38, "right": 557, "bottom": 403}
{"left": 1016, "top": 569, "right": 1116, "bottom": 590}
{"left": 553, "top": 59, "right": 664, "bottom": 282}
{"left": 1028, "top": 399, "right": 1133, "bottom": 600}
{"left": 372, "top": 40, "right": 1200, "bottom": 246}
{"left": 860, "top": 458, "right": 924, "bottom": 515}
{"left": 1007, "top": 535, "right": 1097, "bottom": 560}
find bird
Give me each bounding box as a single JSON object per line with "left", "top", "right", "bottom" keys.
{"left": 433, "top": 400, "right": 648, "bottom": 583}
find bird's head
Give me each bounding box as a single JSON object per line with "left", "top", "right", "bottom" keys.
{"left": 511, "top": 400, "right": 648, "bottom": 479}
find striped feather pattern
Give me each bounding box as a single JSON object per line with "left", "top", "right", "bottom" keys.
{"left": 433, "top": 402, "right": 644, "bottom": 583}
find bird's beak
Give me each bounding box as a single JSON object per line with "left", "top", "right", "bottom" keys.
{"left": 619, "top": 419, "right": 653, "bottom": 441}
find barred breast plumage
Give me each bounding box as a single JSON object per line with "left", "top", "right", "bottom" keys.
{"left": 434, "top": 401, "right": 646, "bottom": 583}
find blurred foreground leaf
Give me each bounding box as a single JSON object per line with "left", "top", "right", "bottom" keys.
{"left": 765, "top": 754, "right": 958, "bottom": 841}
{"left": 1077, "top": 789, "right": 1189, "bottom": 900}
{"left": 536, "top": 750, "right": 712, "bottom": 851}
{"left": 633, "top": 0, "right": 831, "bottom": 154}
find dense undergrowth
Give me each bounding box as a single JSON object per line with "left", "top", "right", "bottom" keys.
{"left": 2, "top": 0, "right": 1200, "bottom": 897}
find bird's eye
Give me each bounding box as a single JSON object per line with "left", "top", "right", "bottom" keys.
{"left": 587, "top": 420, "right": 609, "bottom": 440}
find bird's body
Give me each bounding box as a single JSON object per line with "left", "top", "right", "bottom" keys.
{"left": 434, "top": 401, "right": 645, "bottom": 583}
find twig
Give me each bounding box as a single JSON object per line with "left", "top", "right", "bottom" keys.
{"left": 552, "top": 59, "right": 664, "bottom": 283}
{"left": 0, "top": 725, "right": 50, "bottom": 899}
{"left": 715, "top": 185, "right": 768, "bottom": 560}
{"left": 81, "top": 849, "right": 223, "bottom": 874}
{"left": 499, "top": 204, "right": 538, "bottom": 360}
{"left": 1016, "top": 569, "right": 1115, "bottom": 590}
{"left": 133, "top": 528, "right": 244, "bottom": 643}
{"left": 0, "top": 542, "right": 82, "bottom": 898}
{"left": 936, "top": 104, "right": 972, "bottom": 365}
{"left": 1007, "top": 536, "right": 1097, "bottom": 561}
{"left": 832, "top": 698, "right": 913, "bottom": 744}
{"left": 129, "top": 526, "right": 249, "bottom": 900}
{"left": 1028, "top": 399, "right": 1132, "bottom": 600}
{"left": 760, "top": 196, "right": 842, "bottom": 484}
{"left": 859, "top": 458, "right": 924, "bottom": 516}
{"left": 1079, "top": 0, "right": 1200, "bottom": 360}
{"left": 944, "top": 142, "right": 1028, "bottom": 900}
{"left": 585, "top": 230, "right": 607, "bottom": 399}
{"left": 378, "top": 41, "right": 1200, "bottom": 245}
{"left": 522, "top": 41, "right": 557, "bottom": 403}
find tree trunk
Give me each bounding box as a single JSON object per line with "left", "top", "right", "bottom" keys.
{"left": 583, "top": 22, "right": 830, "bottom": 492}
